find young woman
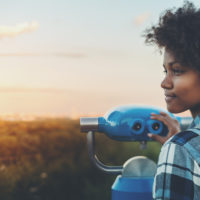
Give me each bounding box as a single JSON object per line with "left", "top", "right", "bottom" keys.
{"left": 144, "top": 1, "right": 200, "bottom": 199}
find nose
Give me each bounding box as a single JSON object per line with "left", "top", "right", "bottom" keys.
{"left": 161, "top": 74, "right": 173, "bottom": 89}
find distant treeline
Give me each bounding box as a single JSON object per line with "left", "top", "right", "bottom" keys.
{"left": 0, "top": 118, "right": 161, "bottom": 200}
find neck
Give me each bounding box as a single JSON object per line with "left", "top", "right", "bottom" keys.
{"left": 190, "top": 105, "right": 200, "bottom": 118}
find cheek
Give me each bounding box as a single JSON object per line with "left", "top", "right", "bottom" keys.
{"left": 175, "top": 78, "right": 200, "bottom": 103}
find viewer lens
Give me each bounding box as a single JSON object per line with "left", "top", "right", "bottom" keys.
{"left": 132, "top": 123, "right": 142, "bottom": 131}
{"left": 152, "top": 123, "right": 160, "bottom": 131}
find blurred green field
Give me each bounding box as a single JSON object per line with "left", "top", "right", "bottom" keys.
{"left": 0, "top": 118, "right": 162, "bottom": 200}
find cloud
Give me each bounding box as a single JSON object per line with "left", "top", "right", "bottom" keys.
{"left": 53, "top": 52, "right": 86, "bottom": 58}
{"left": 0, "top": 53, "right": 40, "bottom": 57}
{"left": 133, "top": 12, "right": 151, "bottom": 26}
{"left": 0, "top": 21, "right": 39, "bottom": 38}
{"left": 0, "top": 87, "right": 70, "bottom": 93}
{"left": 0, "top": 52, "right": 86, "bottom": 58}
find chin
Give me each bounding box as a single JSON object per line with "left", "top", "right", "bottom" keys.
{"left": 166, "top": 105, "right": 186, "bottom": 114}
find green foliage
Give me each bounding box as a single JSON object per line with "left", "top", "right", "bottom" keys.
{"left": 0, "top": 118, "right": 161, "bottom": 200}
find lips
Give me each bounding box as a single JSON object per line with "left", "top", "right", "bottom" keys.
{"left": 164, "top": 92, "right": 176, "bottom": 97}
{"left": 164, "top": 93, "right": 176, "bottom": 102}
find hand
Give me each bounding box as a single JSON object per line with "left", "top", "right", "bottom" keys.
{"left": 148, "top": 111, "right": 181, "bottom": 144}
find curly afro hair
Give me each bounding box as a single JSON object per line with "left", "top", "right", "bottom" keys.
{"left": 144, "top": 1, "right": 200, "bottom": 71}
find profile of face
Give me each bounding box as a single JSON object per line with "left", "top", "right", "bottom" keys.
{"left": 161, "top": 49, "right": 200, "bottom": 117}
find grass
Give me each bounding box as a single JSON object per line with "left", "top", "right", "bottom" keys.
{"left": 0, "top": 118, "right": 161, "bottom": 200}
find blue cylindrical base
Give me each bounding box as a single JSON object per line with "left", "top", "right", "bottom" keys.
{"left": 112, "top": 175, "right": 153, "bottom": 200}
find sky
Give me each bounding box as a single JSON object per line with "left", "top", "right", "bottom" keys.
{"left": 0, "top": 0, "right": 199, "bottom": 118}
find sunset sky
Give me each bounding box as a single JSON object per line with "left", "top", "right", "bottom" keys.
{"left": 0, "top": 0, "right": 199, "bottom": 118}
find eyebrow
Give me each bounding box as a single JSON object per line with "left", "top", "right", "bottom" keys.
{"left": 163, "top": 61, "right": 179, "bottom": 68}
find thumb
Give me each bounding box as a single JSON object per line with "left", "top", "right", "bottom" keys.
{"left": 148, "top": 133, "right": 166, "bottom": 144}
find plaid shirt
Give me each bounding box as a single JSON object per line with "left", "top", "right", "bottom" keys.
{"left": 153, "top": 114, "right": 200, "bottom": 200}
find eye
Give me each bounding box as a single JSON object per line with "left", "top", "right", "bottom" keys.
{"left": 163, "top": 69, "right": 167, "bottom": 74}
{"left": 172, "top": 69, "right": 184, "bottom": 75}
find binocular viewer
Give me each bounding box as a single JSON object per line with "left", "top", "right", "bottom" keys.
{"left": 80, "top": 105, "right": 193, "bottom": 199}
{"left": 80, "top": 105, "right": 192, "bottom": 142}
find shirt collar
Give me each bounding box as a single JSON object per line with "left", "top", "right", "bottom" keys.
{"left": 188, "top": 114, "right": 200, "bottom": 129}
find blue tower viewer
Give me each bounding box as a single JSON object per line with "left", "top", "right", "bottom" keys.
{"left": 80, "top": 105, "right": 192, "bottom": 200}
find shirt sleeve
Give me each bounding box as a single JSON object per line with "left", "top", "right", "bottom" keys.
{"left": 153, "top": 141, "right": 195, "bottom": 200}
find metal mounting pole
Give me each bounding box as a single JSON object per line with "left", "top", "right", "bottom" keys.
{"left": 87, "top": 131, "right": 123, "bottom": 175}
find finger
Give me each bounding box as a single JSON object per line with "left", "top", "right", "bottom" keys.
{"left": 159, "top": 111, "right": 169, "bottom": 117}
{"left": 159, "top": 112, "right": 179, "bottom": 123}
{"left": 151, "top": 113, "right": 176, "bottom": 128}
{"left": 148, "top": 133, "right": 166, "bottom": 144}
{"left": 153, "top": 112, "right": 172, "bottom": 121}
{"left": 150, "top": 115, "right": 168, "bottom": 126}
{"left": 151, "top": 113, "right": 167, "bottom": 118}
{"left": 150, "top": 113, "right": 160, "bottom": 116}
{"left": 159, "top": 111, "right": 174, "bottom": 122}
{"left": 161, "top": 117, "right": 180, "bottom": 131}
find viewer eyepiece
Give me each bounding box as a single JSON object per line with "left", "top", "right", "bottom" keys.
{"left": 152, "top": 123, "right": 160, "bottom": 131}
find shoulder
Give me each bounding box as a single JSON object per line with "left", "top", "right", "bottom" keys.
{"left": 161, "top": 129, "right": 200, "bottom": 165}
{"left": 154, "top": 130, "right": 200, "bottom": 199}
{"left": 170, "top": 130, "right": 199, "bottom": 146}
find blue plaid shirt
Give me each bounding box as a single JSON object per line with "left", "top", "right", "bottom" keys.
{"left": 153, "top": 114, "right": 200, "bottom": 200}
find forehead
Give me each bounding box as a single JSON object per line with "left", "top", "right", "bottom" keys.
{"left": 163, "top": 50, "right": 176, "bottom": 65}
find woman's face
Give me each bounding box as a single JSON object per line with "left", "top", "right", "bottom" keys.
{"left": 161, "top": 49, "right": 200, "bottom": 117}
